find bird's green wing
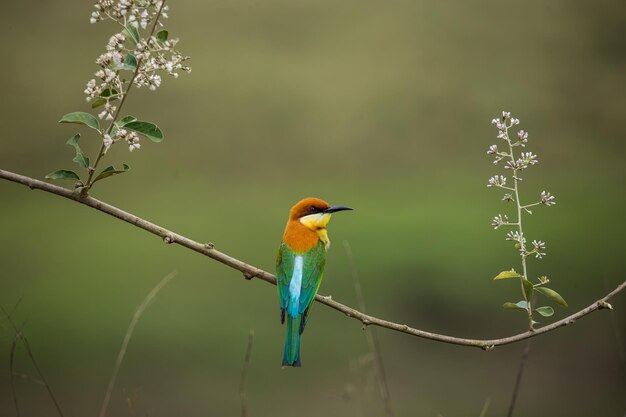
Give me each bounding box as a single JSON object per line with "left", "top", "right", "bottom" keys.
{"left": 276, "top": 241, "right": 326, "bottom": 330}
{"left": 276, "top": 243, "right": 295, "bottom": 314}
{"left": 298, "top": 241, "right": 326, "bottom": 316}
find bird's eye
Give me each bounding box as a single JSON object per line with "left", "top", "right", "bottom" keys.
{"left": 309, "top": 206, "right": 317, "bottom": 213}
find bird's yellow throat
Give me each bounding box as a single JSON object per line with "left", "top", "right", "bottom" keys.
{"left": 299, "top": 213, "right": 331, "bottom": 249}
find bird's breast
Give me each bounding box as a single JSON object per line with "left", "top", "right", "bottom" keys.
{"left": 283, "top": 220, "right": 320, "bottom": 253}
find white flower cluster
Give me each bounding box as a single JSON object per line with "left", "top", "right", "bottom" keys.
{"left": 102, "top": 128, "right": 141, "bottom": 153}
{"left": 531, "top": 240, "right": 546, "bottom": 259}
{"left": 487, "top": 175, "right": 507, "bottom": 188}
{"left": 90, "top": 0, "right": 169, "bottom": 26}
{"left": 506, "top": 231, "right": 525, "bottom": 245}
{"left": 85, "top": 2, "right": 190, "bottom": 96}
{"left": 503, "top": 152, "right": 537, "bottom": 170}
{"left": 491, "top": 214, "right": 509, "bottom": 229}
{"left": 83, "top": 0, "right": 190, "bottom": 153}
{"left": 487, "top": 111, "right": 557, "bottom": 261}
{"left": 132, "top": 36, "right": 190, "bottom": 90}
{"left": 540, "top": 191, "right": 556, "bottom": 206}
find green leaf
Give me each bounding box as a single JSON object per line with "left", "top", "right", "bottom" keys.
{"left": 118, "top": 53, "right": 138, "bottom": 71}
{"left": 123, "top": 24, "right": 139, "bottom": 44}
{"left": 535, "top": 287, "right": 568, "bottom": 308}
{"left": 101, "top": 88, "right": 119, "bottom": 98}
{"left": 59, "top": 112, "right": 100, "bottom": 132}
{"left": 156, "top": 29, "right": 169, "bottom": 42}
{"left": 534, "top": 306, "right": 554, "bottom": 317}
{"left": 45, "top": 170, "right": 81, "bottom": 181}
{"left": 91, "top": 89, "right": 120, "bottom": 109}
{"left": 502, "top": 300, "right": 528, "bottom": 310}
{"left": 494, "top": 270, "right": 522, "bottom": 280}
{"left": 123, "top": 120, "right": 163, "bottom": 142}
{"left": 93, "top": 164, "right": 130, "bottom": 183}
{"left": 111, "top": 116, "right": 138, "bottom": 137}
{"left": 118, "top": 115, "right": 138, "bottom": 126}
{"left": 66, "top": 134, "right": 90, "bottom": 169}
{"left": 91, "top": 98, "right": 107, "bottom": 109}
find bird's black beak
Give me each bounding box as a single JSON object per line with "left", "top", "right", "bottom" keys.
{"left": 324, "top": 205, "right": 353, "bottom": 213}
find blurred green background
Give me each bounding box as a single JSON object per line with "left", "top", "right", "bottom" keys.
{"left": 1, "top": 0, "right": 625, "bottom": 416}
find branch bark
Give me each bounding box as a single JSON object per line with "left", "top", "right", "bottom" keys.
{"left": 1, "top": 168, "right": 624, "bottom": 349}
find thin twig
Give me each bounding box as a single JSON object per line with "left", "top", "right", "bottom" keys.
{"left": 1, "top": 169, "right": 625, "bottom": 349}
{"left": 239, "top": 330, "right": 254, "bottom": 417}
{"left": 7, "top": 297, "right": 25, "bottom": 417}
{"left": 0, "top": 306, "right": 65, "bottom": 417}
{"left": 98, "top": 271, "right": 177, "bottom": 417}
{"left": 478, "top": 397, "right": 491, "bottom": 417}
{"left": 9, "top": 336, "right": 20, "bottom": 417}
{"left": 343, "top": 241, "right": 393, "bottom": 417}
{"left": 605, "top": 278, "right": 626, "bottom": 383}
{"left": 506, "top": 340, "right": 531, "bottom": 417}
{"left": 122, "top": 388, "right": 137, "bottom": 417}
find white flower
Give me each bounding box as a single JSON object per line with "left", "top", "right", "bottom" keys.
{"left": 487, "top": 175, "right": 506, "bottom": 188}
{"left": 517, "top": 130, "right": 528, "bottom": 144}
{"left": 120, "top": 130, "right": 141, "bottom": 152}
{"left": 540, "top": 191, "right": 556, "bottom": 206}
{"left": 84, "top": 79, "right": 99, "bottom": 101}
{"left": 111, "top": 51, "right": 123, "bottom": 65}
{"left": 531, "top": 240, "right": 546, "bottom": 258}
{"left": 502, "top": 111, "right": 511, "bottom": 118}
{"left": 97, "top": 102, "right": 116, "bottom": 120}
{"left": 487, "top": 145, "right": 498, "bottom": 155}
{"left": 140, "top": 9, "right": 149, "bottom": 29}
{"left": 491, "top": 214, "right": 509, "bottom": 229}
{"left": 106, "top": 33, "right": 126, "bottom": 51}
{"left": 103, "top": 134, "right": 113, "bottom": 153}
{"left": 148, "top": 74, "right": 161, "bottom": 90}
{"left": 505, "top": 159, "right": 526, "bottom": 170}
{"left": 521, "top": 152, "right": 538, "bottom": 165}
{"left": 506, "top": 231, "right": 525, "bottom": 245}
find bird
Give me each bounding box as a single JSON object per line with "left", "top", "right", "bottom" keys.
{"left": 276, "top": 197, "right": 353, "bottom": 367}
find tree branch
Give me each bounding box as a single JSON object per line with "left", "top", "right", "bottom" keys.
{"left": 1, "top": 168, "right": 624, "bottom": 349}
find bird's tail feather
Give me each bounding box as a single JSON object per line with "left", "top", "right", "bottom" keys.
{"left": 282, "top": 315, "right": 302, "bottom": 367}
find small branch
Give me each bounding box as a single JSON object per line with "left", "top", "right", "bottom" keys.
{"left": 0, "top": 306, "right": 65, "bottom": 417}
{"left": 506, "top": 340, "right": 531, "bottom": 417}
{"left": 1, "top": 168, "right": 625, "bottom": 349}
{"left": 239, "top": 330, "right": 254, "bottom": 417}
{"left": 478, "top": 397, "right": 491, "bottom": 417}
{"left": 98, "top": 271, "right": 177, "bottom": 417}
{"left": 85, "top": 0, "right": 167, "bottom": 190}
{"left": 10, "top": 336, "right": 20, "bottom": 417}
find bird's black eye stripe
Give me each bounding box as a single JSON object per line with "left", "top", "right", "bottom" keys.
{"left": 307, "top": 205, "right": 327, "bottom": 214}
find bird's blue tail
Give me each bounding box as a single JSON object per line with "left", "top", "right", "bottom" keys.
{"left": 282, "top": 315, "right": 302, "bottom": 367}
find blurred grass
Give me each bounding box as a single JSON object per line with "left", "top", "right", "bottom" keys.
{"left": 1, "top": 0, "right": 625, "bottom": 416}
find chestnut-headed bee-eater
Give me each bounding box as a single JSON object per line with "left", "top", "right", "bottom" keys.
{"left": 276, "top": 197, "right": 353, "bottom": 367}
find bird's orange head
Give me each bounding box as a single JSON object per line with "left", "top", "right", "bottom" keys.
{"left": 283, "top": 197, "right": 352, "bottom": 252}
